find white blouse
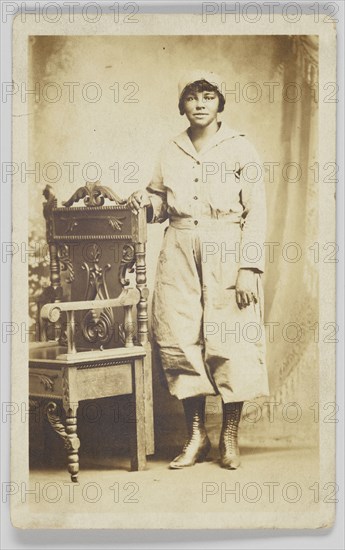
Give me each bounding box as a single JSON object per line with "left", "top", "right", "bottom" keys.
{"left": 146, "top": 121, "right": 266, "bottom": 272}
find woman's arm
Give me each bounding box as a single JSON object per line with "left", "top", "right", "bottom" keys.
{"left": 127, "top": 149, "right": 168, "bottom": 223}
{"left": 239, "top": 140, "right": 266, "bottom": 273}
{"left": 235, "top": 139, "right": 267, "bottom": 308}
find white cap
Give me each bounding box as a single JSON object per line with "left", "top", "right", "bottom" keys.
{"left": 178, "top": 70, "right": 224, "bottom": 100}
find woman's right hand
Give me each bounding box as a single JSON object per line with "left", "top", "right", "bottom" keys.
{"left": 127, "top": 189, "right": 152, "bottom": 215}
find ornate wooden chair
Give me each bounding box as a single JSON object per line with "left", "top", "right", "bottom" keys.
{"left": 29, "top": 182, "right": 154, "bottom": 482}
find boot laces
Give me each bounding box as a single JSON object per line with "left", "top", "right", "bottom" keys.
{"left": 223, "top": 407, "right": 241, "bottom": 453}
{"left": 181, "top": 410, "right": 204, "bottom": 452}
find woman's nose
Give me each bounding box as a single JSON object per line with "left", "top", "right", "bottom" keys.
{"left": 196, "top": 100, "right": 205, "bottom": 109}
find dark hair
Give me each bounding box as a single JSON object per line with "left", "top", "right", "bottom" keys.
{"left": 178, "top": 79, "right": 225, "bottom": 115}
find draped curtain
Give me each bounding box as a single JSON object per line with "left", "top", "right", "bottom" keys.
{"left": 263, "top": 36, "right": 319, "bottom": 412}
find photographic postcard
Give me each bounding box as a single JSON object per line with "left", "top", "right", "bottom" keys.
{"left": 8, "top": 4, "right": 337, "bottom": 530}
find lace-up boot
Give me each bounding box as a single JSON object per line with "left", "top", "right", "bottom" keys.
{"left": 169, "top": 396, "right": 211, "bottom": 469}
{"left": 219, "top": 401, "right": 243, "bottom": 469}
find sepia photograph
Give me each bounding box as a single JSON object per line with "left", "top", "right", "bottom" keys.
{"left": 7, "top": 8, "right": 338, "bottom": 533}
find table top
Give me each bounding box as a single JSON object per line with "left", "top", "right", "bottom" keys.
{"left": 29, "top": 343, "right": 146, "bottom": 365}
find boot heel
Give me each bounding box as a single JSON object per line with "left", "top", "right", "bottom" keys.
{"left": 195, "top": 438, "right": 211, "bottom": 463}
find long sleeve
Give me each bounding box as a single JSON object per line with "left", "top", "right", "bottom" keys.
{"left": 145, "top": 151, "right": 169, "bottom": 224}
{"left": 239, "top": 142, "right": 266, "bottom": 273}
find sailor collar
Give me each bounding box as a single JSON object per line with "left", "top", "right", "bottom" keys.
{"left": 172, "top": 122, "right": 244, "bottom": 160}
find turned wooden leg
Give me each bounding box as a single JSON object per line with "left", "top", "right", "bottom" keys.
{"left": 46, "top": 401, "right": 80, "bottom": 482}
{"left": 64, "top": 405, "right": 80, "bottom": 483}
{"left": 61, "top": 366, "right": 80, "bottom": 482}
{"left": 130, "top": 359, "right": 146, "bottom": 471}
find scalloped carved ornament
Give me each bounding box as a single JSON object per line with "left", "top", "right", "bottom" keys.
{"left": 62, "top": 181, "right": 126, "bottom": 208}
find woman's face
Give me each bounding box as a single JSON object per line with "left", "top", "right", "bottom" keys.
{"left": 183, "top": 90, "right": 220, "bottom": 128}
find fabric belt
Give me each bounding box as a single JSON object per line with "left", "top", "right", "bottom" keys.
{"left": 169, "top": 215, "right": 241, "bottom": 230}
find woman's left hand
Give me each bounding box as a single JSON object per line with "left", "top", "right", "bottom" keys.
{"left": 235, "top": 269, "right": 258, "bottom": 309}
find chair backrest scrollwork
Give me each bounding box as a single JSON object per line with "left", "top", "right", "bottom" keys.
{"left": 42, "top": 182, "right": 149, "bottom": 351}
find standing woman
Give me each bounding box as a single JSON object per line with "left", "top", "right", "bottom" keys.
{"left": 128, "top": 70, "right": 270, "bottom": 470}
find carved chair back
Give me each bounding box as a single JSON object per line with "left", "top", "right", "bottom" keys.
{"left": 41, "top": 182, "right": 149, "bottom": 353}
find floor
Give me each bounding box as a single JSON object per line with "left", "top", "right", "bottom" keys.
{"left": 25, "top": 436, "right": 325, "bottom": 529}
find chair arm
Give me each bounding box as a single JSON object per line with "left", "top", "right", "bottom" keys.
{"left": 40, "top": 288, "right": 140, "bottom": 323}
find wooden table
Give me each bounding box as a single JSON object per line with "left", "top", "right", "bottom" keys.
{"left": 29, "top": 342, "right": 147, "bottom": 481}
